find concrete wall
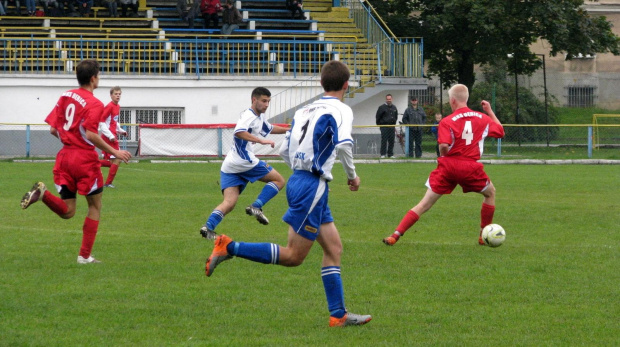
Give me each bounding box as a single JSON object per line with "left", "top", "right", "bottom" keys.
{"left": 0, "top": 75, "right": 423, "bottom": 126}
{"left": 0, "top": 75, "right": 314, "bottom": 125}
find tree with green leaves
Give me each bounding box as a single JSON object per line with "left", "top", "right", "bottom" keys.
{"left": 369, "top": 0, "right": 620, "bottom": 91}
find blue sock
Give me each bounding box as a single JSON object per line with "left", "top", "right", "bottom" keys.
{"left": 226, "top": 241, "right": 279, "bottom": 264}
{"left": 252, "top": 182, "right": 280, "bottom": 209}
{"left": 206, "top": 210, "right": 224, "bottom": 231}
{"left": 321, "top": 266, "right": 346, "bottom": 318}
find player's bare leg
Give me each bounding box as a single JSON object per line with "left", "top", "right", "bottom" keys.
{"left": 246, "top": 169, "right": 286, "bottom": 225}
{"left": 201, "top": 187, "right": 240, "bottom": 239}
{"left": 384, "top": 189, "right": 442, "bottom": 245}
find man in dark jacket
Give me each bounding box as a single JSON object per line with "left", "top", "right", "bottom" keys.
{"left": 375, "top": 94, "right": 398, "bottom": 158}
{"left": 221, "top": 0, "right": 242, "bottom": 36}
{"left": 402, "top": 97, "right": 426, "bottom": 158}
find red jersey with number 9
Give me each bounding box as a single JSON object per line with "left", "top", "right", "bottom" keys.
{"left": 437, "top": 107, "right": 505, "bottom": 161}
{"left": 44, "top": 88, "right": 104, "bottom": 150}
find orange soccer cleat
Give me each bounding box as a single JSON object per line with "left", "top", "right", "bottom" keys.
{"left": 205, "top": 234, "right": 233, "bottom": 277}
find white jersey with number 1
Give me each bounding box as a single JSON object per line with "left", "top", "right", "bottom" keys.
{"left": 280, "top": 96, "right": 354, "bottom": 182}
{"left": 221, "top": 108, "right": 274, "bottom": 174}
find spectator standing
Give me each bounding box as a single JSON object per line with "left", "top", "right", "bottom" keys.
{"left": 375, "top": 94, "right": 398, "bottom": 158}
{"left": 119, "top": 0, "right": 138, "bottom": 17}
{"left": 200, "top": 0, "right": 221, "bottom": 30}
{"left": 20, "top": 60, "right": 132, "bottom": 264}
{"left": 220, "top": 0, "right": 241, "bottom": 36}
{"left": 285, "top": 0, "right": 303, "bottom": 19}
{"left": 430, "top": 112, "right": 442, "bottom": 157}
{"left": 402, "top": 97, "right": 426, "bottom": 158}
{"left": 104, "top": 0, "right": 118, "bottom": 17}
{"left": 99, "top": 86, "right": 128, "bottom": 188}
{"left": 383, "top": 84, "right": 505, "bottom": 247}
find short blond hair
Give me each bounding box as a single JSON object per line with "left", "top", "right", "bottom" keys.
{"left": 110, "top": 86, "right": 122, "bottom": 95}
{"left": 448, "top": 84, "right": 468, "bottom": 103}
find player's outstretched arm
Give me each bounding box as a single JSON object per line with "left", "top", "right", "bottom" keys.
{"left": 270, "top": 124, "right": 291, "bottom": 135}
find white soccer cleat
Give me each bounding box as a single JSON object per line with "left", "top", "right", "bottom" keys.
{"left": 77, "top": 255, "right": 102, "bottom": 264}
{"left": 245, "top": 205, "right": 269, "bottom": 225}
{"left": 20, "top": 182, "right": 46, "bottom": 209}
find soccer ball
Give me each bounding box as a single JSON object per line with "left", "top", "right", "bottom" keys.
{"left": 481, "top": 224, "right": 506, "bottom": 247}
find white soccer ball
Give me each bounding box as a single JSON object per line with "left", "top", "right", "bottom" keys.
{"left": 481, "top": 224, "right": 506, "bottom": 247}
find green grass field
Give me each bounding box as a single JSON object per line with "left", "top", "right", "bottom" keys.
{"left": 1, "top": 162, "right": 619, "bottom": 346}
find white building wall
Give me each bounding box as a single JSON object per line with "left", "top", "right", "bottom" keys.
{"left": 0, "top": 76, "right": 313, "bottom": 124}
{"left": 0, "top": 75, "right": 421, "bottom": 126}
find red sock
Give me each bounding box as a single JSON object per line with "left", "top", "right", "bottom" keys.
{"left": 79, "top": 217, "right": 99, "bottom": 258}
{"left": 393, "top": 210, "right": 419, "bottom": 239}
{"left": 105, "top": 164, "right": 119, "bottom": 185}
{"left": 481, "top": 203, "right": 495, "bottom": 229}
{"left": 42, "top": 190, "right": 69, "bottom": 216}
{"left": 100, "top": 160, "right": 112, "bottom": 168}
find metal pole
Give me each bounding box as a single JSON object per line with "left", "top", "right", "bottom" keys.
{"left": 587, "top": 126, "right": 593, "bottom": 158}
{"left": 26, "top": 124, "right": 31, "bottom": 158}
{"left": 439, "top": 77, "right": 443, "bottom": 115}
{"left": 542, "top": 54, "right": 549, "bottom": 147}
{"left": 514, "top": 56, "right": 521, "bottom": 146}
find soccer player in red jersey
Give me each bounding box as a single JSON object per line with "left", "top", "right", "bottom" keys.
{"left": 383, "top": 84, "right": 505, "bottom": 246}
{"left": 20, "top": 60, "right": 132, "bottom": 264}
{"left": 99, "top": 86, "right": 128, "bottom": 188}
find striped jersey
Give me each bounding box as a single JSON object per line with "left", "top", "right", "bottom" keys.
{"left": 438, "top": 106, "right": 505, "bottom": 161}
{"left": 221, "top": 107, "right": 274, "bottom": 173}
{"left": 280, "top": 96, "right": 354, "bottom": 181}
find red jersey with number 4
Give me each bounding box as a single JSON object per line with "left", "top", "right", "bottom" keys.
{"left": 45, "top": 88, "right": 103, "bottom": 150}
{"left": 438, "top": 107, "right": 504, "bottom": 161}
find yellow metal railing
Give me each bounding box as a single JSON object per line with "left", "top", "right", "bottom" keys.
{"left": 341, "top": 0, "right": 423, "bottom": 78}
{"left": 0, "top": 36, "right": 361, "bottom": 77}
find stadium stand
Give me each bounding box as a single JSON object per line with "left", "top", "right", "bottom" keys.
{"left": 0, "top": 0, "right": 388, "bottom": 81}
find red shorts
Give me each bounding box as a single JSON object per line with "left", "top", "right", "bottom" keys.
{"left": 102, "top": 137, "right": 119, "bottom": 160}
{"left": 426, "top": 157, "right": 490, "bottom": 194}
{"left": 53, "top": 148, "right": 103, "bottom": 196}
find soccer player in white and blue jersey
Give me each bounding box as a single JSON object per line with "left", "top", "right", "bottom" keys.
{"left": 199, "top": 87, "right": 289, "bottom": 237}
{"left": 203, "top": 61, "right": 372, "bottom": 327}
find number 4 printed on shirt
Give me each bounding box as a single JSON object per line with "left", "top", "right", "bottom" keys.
{"left": 461, "top": 120, "right": 473, "bottom": 145}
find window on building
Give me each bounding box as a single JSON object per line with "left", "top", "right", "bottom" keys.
{"left": 118, "top": 108, "right": 185, "bottom": 141}
{"left": 409, "top": 87, "right": 436, "bottom": 105}
{"left": 566, "top": 86, "right": 596, "bottom": 107}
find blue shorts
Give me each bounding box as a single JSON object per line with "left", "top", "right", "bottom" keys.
{"left": 282, "top": 170, "right": 333, "bottom": 241}
{"left": 220, "top": 160, "right": 273, "bottom": 193}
